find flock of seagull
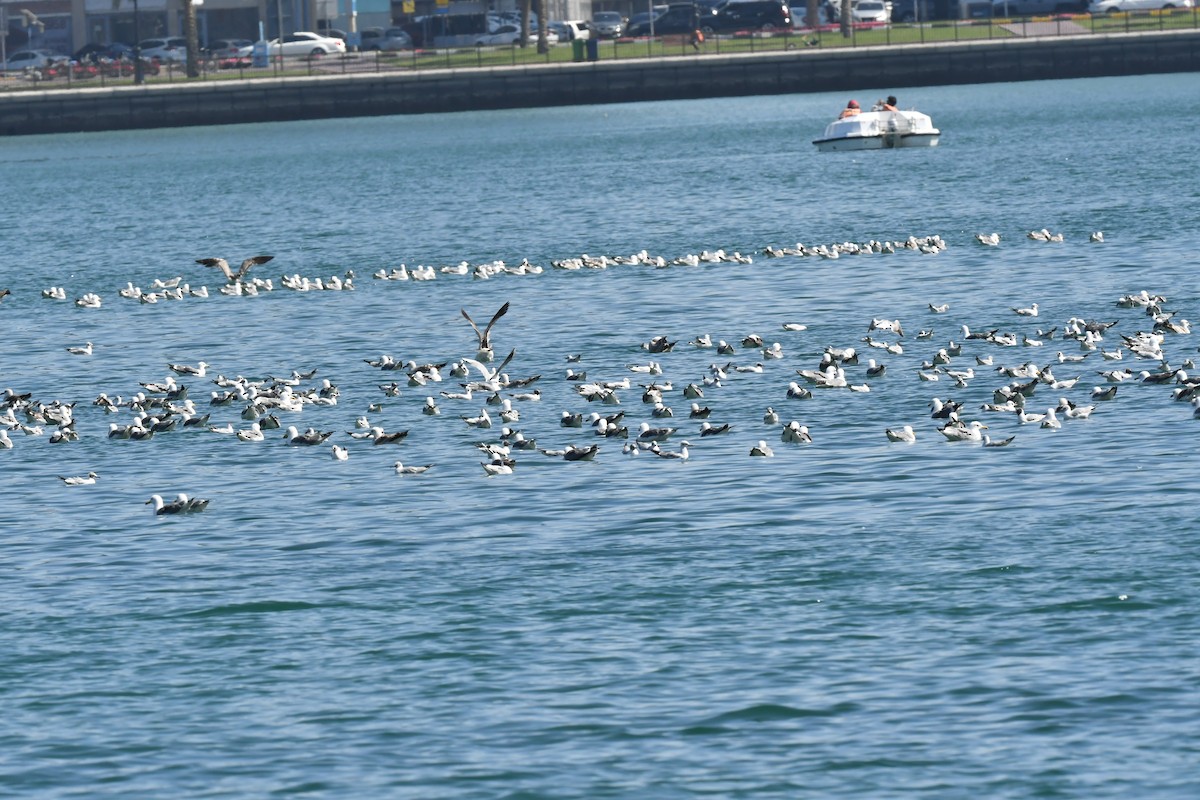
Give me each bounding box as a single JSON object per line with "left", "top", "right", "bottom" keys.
{"left": 3, "top": 229, "right": 1199, "bottom": 514}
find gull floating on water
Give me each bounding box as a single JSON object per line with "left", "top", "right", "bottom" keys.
{"left": 939, "top": 420, "right": 988, "bottom": 441}
{"left": 651, "top": 440, "right": 691, "bottom": 460}
{"left": 749, "top": 440, "right": 774, "bottom": 457}
{"left": 284, "top": 426, "right": 332, "bottom": 445}
{"left": 482, "top": 459, "right": 514, "bottom": 476}
{"left": 146, "top": 493, "right": 209, "bottom": 515}
{"left": 394, "top": 461, "right": 433, "bottom": 474}
{"left": 58, "top": 471, "right": 98, "bottom": 486}
{"left": 780, "top": 421, "right": 811, "bottom": 443}
{"left": 885, "top": 425, "right": 916, "bottom": 443}
{"left": 66, "top": 342, "right": 93, "bottom": 356}
{"left": 168, "top": 361, "right": 209, "bottom": 377}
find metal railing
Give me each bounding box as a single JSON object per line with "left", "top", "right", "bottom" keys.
{"left": 2, "top": 8, "right": 1197, "bottom": 93}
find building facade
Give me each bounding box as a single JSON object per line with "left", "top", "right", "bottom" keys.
{"left": 2, "top": 0, "right": 598, "bottom": 56}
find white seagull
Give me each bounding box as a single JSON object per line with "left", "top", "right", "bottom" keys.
{"left": 59, "top": 471, "right": 98, "bottom": 486}
{"left": 885, "top": 425, "right": 917, "bottom": 443}
{"left": 749, "top": 440, "right": 774, "bottom": 457}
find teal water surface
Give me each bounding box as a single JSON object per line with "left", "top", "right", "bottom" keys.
{"left": 0, "top": 73, "right": 1198, "bottom": 798}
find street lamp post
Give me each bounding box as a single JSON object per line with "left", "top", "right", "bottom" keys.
{"left": 133, "top": 0, "right": 144, "bottom": 84}
{"left": 276, "top": 0, "right": 284, "bottom": 69}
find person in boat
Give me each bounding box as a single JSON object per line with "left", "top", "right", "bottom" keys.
{"left": 878, "top": 96, "right": 898, "bottom": 112}
{"left": 838, "top": 99, "right": 861, "bottom": 119}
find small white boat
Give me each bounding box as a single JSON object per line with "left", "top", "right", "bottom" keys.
{"left": 813, "top": 109, "right": 940, "bottom": 152}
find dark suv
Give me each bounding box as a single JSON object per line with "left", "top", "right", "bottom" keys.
{"left": 991, "top": 0, "right": 1086, "bottom": 14}
{"left": 704, "top": 1, "right": 792, "bottom": 32}
{"left": 627, "top": 3, "right": 710, "bottom": 35}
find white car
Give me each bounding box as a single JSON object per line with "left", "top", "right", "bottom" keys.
{"left": 474, "top": 25, "right": 560, "bottom": 46}
{"left": 2, "top": 49, "right": 66, "bottom": 72}
{"left": 549, "top": 20, "right": 591, "bottom": 40}
{"left": 267, "top": 32, "right": 348, "bottom": 58}
{"left": 1088, "top": 0, "right": 1191, "bottom": 10}
{"left": 851, "top": 0, "right": 892, "bottom": 21}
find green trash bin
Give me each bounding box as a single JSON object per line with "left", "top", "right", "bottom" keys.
{"left": 572, "top": 38, "right": 585, "bottom": 62}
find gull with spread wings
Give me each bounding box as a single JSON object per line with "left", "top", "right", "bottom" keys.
{"left": 461, "top": 301, "right": 510, "bottom": 362}
{"left": 196, "top": 255, "right": 275, "bottom": 284}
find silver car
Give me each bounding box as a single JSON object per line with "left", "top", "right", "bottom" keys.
{"left": 592, "top": 11, "right": 625, "bottom": 38}
{"left": 378, "top": 28, "right": 414, "bottom": 51}
{"left": 138, "top": 37, "right": 189, "bottom": 63}
{"left": 2, "top": 49, "right": 66, "bottom": 72}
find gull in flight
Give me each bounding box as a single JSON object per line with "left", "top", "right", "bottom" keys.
{"left": 461, "top": 301, "right": 510, "bottom": 362}
{"left": 196, "top": 255, "right": 274, "bottom": 284}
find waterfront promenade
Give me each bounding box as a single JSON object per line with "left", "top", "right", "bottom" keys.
{"left": 0, "top": 26, "right": 1197, "bottom": 135}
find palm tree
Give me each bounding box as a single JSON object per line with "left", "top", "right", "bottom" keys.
{"left": 537, "top": 0, "right": 549, "bottom": 54}
{"left": 840, "top": 0, "right": 852, "bottom": 36}
{"left": 183, "top": 0, "right": 200, "bottom": 77}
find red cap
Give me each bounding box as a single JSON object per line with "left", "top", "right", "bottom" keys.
{"left": 848, "top": 100, "right": 859, "bottom": 108}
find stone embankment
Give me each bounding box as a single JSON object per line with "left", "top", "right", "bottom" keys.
{"left": 0, "top": 29, "right": 1196, "bottom": 136}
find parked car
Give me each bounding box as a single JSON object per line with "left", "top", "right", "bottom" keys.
{"left": 138, "top": 37, "right": 189, "bottom": 62}
{"left": 991, "top": 0, "right": 1086, "bottom": 15}
{"left": 851, "top": 0, "right": 891, "bottom": 21}
{"left": 1088, "top": 0, "right": 1191, "bottom": 11}
{"left": 357, "top": 27, "right": 386, "bottom": 50}
{"left": 474, "top": 25, "right": 560, "bottom": 45}
{"left": 73, "top": 42, "right": 135, "bottom": 62}
{"left": 267, "top": 32, "right": 347, "bottom": 57}
{"left": 207, "top": 39, "right": 254, "bottom": 58}
{"left": 2, "top": 50, "right": 68, "bottom": 72}
{"left": 548, "top": 20, "right": 592, "bottom": 40}
{"left": 626, "top": 7, "right": 668, "bottom": 31}
{"left": 592, "top": 11, "right": 626, "bottom": 37}
{"left": 628, "top": 4, "right": 710, "bottom": 35}
{"left": 703, "top": 0, "right": 792, "bottom": 32}
{"left": 487, "top": 12, "right": 539, "bottom": 31}
{"left": 378, "top": 28, "right": 414, "bottom": 51}
{"left": 889, "top": 0, "right": 927, "bottom": 21}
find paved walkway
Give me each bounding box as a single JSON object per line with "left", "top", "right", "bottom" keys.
{"left": 1003, "top": 19, "right": 1093, "bottom": 36}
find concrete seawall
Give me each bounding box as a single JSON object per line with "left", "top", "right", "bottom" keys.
{"left": 1, "top": 29, "right": 1197, "bottom": 136}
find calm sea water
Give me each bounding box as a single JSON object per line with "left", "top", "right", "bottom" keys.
{"left": 1, "top": 73, "right": 1199, "bottom": 798}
